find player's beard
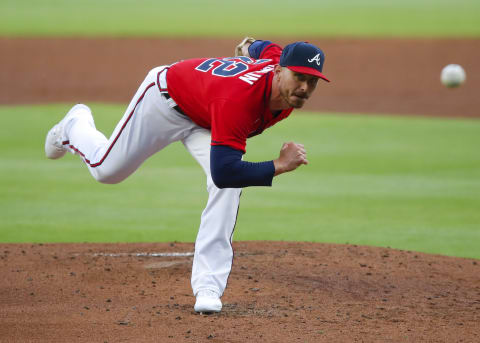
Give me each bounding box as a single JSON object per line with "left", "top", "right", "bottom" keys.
{"left": 283, "top": 89, "right": 308, "bottom": 109}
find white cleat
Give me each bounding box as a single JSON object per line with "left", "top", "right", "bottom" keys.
{"left": 194, "top": 290, "right": 222, "bottom": 314}
{"left": 45, "top": 104, "right": 91, "bottom": 159}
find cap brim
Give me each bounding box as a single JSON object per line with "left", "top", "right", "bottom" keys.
{"left": 287, "top": 66, "right": 330, "bottom": 82}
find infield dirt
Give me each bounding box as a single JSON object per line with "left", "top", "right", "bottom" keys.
{"left": 0, "top": 38, "right": 479, "bottom": 342}
{"left": 1, "top": 37, "right": 479, "bottom": 117}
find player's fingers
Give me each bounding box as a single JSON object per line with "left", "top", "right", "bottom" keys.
{"left": 296, "top": 154, "right": 307, "bottom": 166}
{"left": 296, "top": 145, "right": 306, "bottom": 155}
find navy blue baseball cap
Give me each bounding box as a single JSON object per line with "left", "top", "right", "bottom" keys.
{"left": 280, "top": 42, "right": 330, "bottom": 82}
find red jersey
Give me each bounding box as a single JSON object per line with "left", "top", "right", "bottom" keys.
{"left": 166, "top": 43, "right": 293, "bottom": 153}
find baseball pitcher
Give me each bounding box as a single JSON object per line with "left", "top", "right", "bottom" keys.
{"left": 45, "top": 38, "right": 330, "bottom": 313}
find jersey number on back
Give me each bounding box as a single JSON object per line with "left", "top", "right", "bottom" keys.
{"left": 195, "top": 57, "right": 270, "bottom": 77}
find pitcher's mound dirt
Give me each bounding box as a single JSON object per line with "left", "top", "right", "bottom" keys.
{"left": 1, "top": 242, "right": 479, "bottom": 342}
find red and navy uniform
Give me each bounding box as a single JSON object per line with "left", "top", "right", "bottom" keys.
{"left": 166, "top": 41, "right": 292, "bottom": 188}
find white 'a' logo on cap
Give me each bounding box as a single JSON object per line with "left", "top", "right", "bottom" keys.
{"left": 308, "top": 53, "right": 322, "bottom": 66}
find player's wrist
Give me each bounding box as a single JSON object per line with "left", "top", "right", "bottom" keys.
{"left": 273, "top": 158, "right": 286, "bottom": 176}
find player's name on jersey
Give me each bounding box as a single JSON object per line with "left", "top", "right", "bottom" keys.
{"left": 239, "top": 65, "right": 275, "bottom": 85}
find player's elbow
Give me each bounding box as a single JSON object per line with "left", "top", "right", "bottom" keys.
{"left": 211, "top": 160, "right": 242, "bottom": 189}
{"left": 211, "top": 167, "right": 231, "bottom": 189}
{"left": 210, "top": 145, "right": 243, "bottom": 189}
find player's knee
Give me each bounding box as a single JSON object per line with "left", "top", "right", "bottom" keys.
{"left": 96, "top": 175, "right": 120, "bottom": 184}
{"left": 94, "top": 171, "right": 124, "bottom": 184}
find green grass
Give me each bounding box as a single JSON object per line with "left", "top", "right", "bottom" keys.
{"left": 1, "top": 0, "right": 479, "bottom": 38}
{"left": 1, "top": 104, "right": 479, "bottom": 259}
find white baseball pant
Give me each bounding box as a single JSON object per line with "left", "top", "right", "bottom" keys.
{"left": 63, "top": 66, "right": 242, "bottom": 297}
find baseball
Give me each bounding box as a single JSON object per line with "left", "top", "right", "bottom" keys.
{"left": 440, "top": 64, "right": 466, "bottom": 88}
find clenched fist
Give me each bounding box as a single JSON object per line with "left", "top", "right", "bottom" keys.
{"left": 273, "top": 142, "right": 308, "bottom": 176}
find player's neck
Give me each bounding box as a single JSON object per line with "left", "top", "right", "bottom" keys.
{"left": 269, "top": 77, "right": 290, "bottom": 111}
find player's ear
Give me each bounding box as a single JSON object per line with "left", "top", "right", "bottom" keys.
{"left": 273, "top": 65, "right": 283, "bottom": 78}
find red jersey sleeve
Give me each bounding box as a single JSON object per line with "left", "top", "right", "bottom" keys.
{"left": 259, "top": 43, "right": 282, "bottom": 61}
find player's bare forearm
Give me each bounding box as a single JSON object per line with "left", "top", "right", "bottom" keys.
{"left": 273, "top": 142, "right": 308, "bottom": 176}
